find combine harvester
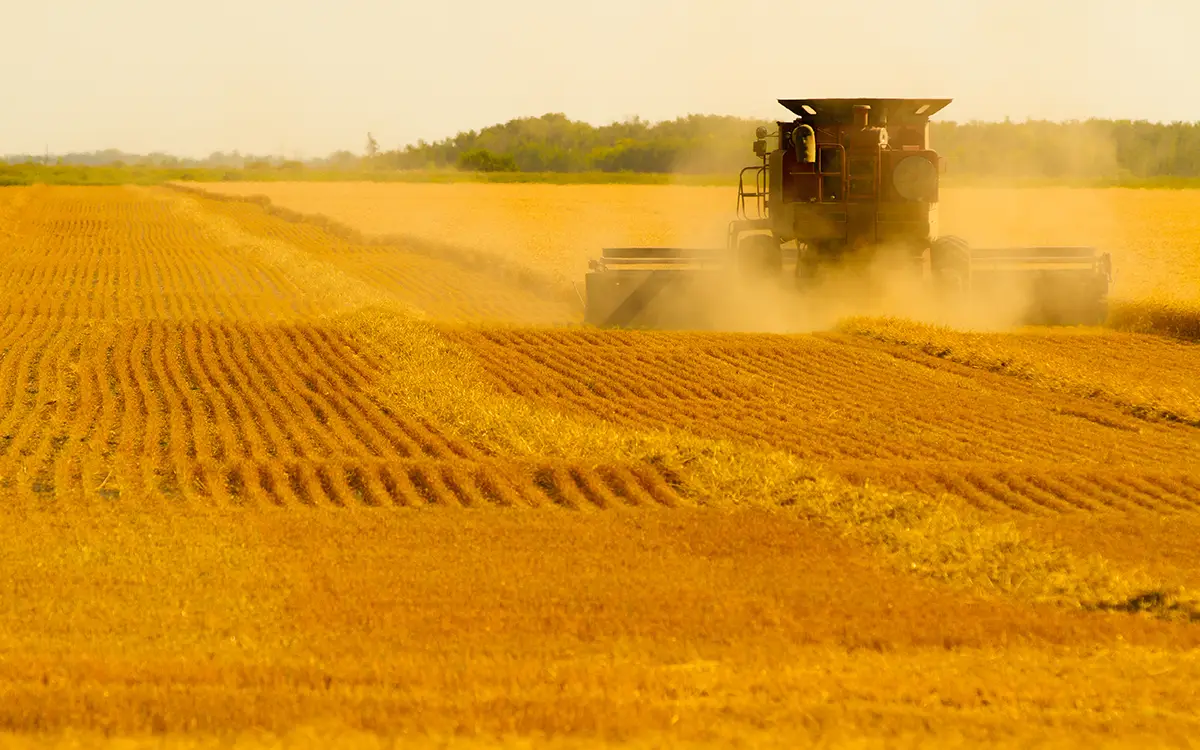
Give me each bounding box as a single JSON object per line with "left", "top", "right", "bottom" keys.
{"left": 585, "top": 98, "right": 1112, "bottom": 328}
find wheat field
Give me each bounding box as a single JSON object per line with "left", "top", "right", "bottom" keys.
{"left": 2, "top": 182, "right": 1200, "bottom": 748}
{"left": 203, "top": 181, "right": 1200, "bottom": 305}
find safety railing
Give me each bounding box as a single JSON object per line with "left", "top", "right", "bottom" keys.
{"left": 737, "top": 165, "right": 767, "bottom": 220}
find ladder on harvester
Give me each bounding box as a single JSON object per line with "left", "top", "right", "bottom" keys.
{"left": 737, "top": 164, "right": 767, "bottom": 220}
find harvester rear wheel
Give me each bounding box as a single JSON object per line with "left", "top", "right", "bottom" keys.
{"left": 930, "top": 235, "right": 970, "bottom": 291}
{"left": 738, "top": 234, "right": 783, "bottom": 278}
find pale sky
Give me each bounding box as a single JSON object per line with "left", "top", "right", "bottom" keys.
{"left": 2, "top": 0, "right": 1196, "bottom": 157}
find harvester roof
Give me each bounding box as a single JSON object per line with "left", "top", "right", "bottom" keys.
{"left": 778, "top": 98, "right": 952, "bottom": 125}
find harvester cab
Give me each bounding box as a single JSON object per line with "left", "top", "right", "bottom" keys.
{"left": 585, "top": 97, "right": 1112, "bottom": 328}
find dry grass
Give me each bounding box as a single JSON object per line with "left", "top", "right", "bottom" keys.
{"left": 439, "top": 326, "right": 1200, "bottom": 514}
{"left": 196, "top": 181, "right": 734, "bottom": 285}
{"left": 2, "top": 184, "right": 1200, "bottom": 746}
{"left": 355, "top": 310, "right": 1200, "bottom": 615}
{"left": 1, "top": 507, "right": 1199, "bottom": 745}
{"left": 1017, "top": 513, "right": 1200, "bottom": 591}
{"left": 837, "top": 317, "right": 1200, "bottom": 424}
{"left": 936, "top": 188, "right": 1200, "bottom": 307}
{"left": 200, "top": 182, "right": 1200, "bottom": 333}
{"left": 152, "top": 186, "right": 1200, "bottom": 608}
{"left": 937, "top": 188, "right": 1200, "bottom": 341}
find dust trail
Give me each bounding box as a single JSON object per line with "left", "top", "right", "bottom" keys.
{"left": 642, "top": 244, "right": 1036, "bottom": 334}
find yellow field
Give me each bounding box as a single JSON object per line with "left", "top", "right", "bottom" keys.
{"left": 2, "top": 183, "right": 1200, "bottom": 748}
{"left": 197, "top": 182, "right": 734, "bottom": 285}
{"left": 202, "top": 182, "right": 1200, "bottom": 305}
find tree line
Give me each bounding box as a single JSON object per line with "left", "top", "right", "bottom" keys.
{"left": 379, "top": 113, "right": 1200, "bottom": 180}
{"left": 374, "top": 114, "right": 759, "bottom": 174}
{"left": 935, "top": 119, "right": 1200, "bottom": 181}
{"left": 7, "top": 113, "right": 1200, "bottom": 181}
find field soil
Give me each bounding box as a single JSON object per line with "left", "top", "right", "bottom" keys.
{"left": 1, "top": 183, "right": 1198, "bottom": 747}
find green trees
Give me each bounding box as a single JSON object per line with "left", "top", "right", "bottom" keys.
{"left": 372, "top": 113, "right": 1200, "bottom": 180}
{"left": 10, "top": 114, "right": 1200, "bottom": 182}
{"left": 930, "top": 119, "right": 1200, "bottom": 181}
{"left": 456, "top": 149, "right": 518, "bottom": 172}
{"left": 376, "top": 113, "right": 772, "bottom": 175}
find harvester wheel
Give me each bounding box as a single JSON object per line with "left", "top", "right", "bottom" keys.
{"left": 1084, "top": 300, "right": 1109, "bottom": 326}
{"left": 738, "top": 235, "right": 783, "bottom": 278}
{"left": 930, "top": 235, "right": 970, "bottom": 291}
{"left": 794, "top": 244, "right": 821, "bottom": 286}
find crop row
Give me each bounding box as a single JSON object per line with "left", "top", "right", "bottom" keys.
{"left": 0, "top": 187, "right": 318, "bottom": 321}
{"left": 0, "top": 187, "right": 690, "bottom": 505}
{"left": 448, "top": 328, "right": 1200, "bottom": 514}
{"left": 0, "top": 310, "right": 685, "bottom": 505}
{"left": 837, "top": 320, "right": 1200, "bottom": 424}
{"left": 184, "top": 190, "right": 579, "bottom": 325}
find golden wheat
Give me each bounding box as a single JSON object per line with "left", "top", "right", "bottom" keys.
{"left": 181, "top": 182, "right": 1200, "bottom": 591}
{"left": 203, "top": 182, "right": 1200, "bottom": 305}
{"left": 3, "top": 183, "right": 1200, "bottom": 747}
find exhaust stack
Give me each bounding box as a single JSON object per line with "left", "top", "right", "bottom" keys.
{"left": 852, "top": 104, "right": 870, "bottom": 128}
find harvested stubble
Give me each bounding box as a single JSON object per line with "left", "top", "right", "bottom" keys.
{"left": 444, "top": 326, "right": 1200, "bottom": 516}
{"left": 1, "top": 184, "right": 1199, "bottom": 747}
{"left": 5, "top": 509, "right": 1200, "bottom": 747}
{"left": 838, "top": 317, "right": 1200, "bottom": 425}
{"left": 145, "top": 185, "right": 1200, "bottom": 597}
{"left": 0, "top": 186, "right": 612, "bottom": 507}
{"left": 149, "top": 185, "right": 1200, "bottom": 570}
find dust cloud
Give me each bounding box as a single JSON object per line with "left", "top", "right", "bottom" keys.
{"left": 651, "top": 143, "right": 1038, "bottom": 333}
{"left": 207, "top": 182, "right": 1149, "bottom": 333}
{"left": 635, "top": 242, "right": 1037, "bottom": 334}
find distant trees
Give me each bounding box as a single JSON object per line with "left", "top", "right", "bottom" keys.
{"left": 456, "top": 148, "right": 518, "bottom": 172}
{"left": 7, "top": 115, "right": 1200, "bottom": 181}
{"left": 371, "top": 113, "right": 1200, "bottom": 180}
{"left": 373, "top": 113, "right": 772, "bottom": 174}
{"left": 931, "top": 120, "right": 1200, "bottom": 181}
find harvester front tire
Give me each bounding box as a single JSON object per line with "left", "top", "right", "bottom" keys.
{"left": 738, "top": 235, "right": 783, "bottom": 278}
{"left": 930, "top": 235, "right": 970, "bottom": 291}
{"left": 794, "top": 244, "right": 820, "bottom": 286}
{"left": 1084, "top": 300, "right": 1109, "bottom": 327}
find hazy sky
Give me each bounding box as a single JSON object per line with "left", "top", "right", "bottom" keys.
{"left": 3, "top": 0, "right": 1196, "bottom": 157}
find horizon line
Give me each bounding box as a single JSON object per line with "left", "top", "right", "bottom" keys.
{"left": 6, "top": 111, "right": 1200, "bottom": 162}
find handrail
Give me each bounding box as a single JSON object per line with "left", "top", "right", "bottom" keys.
{"left": 736, "top": 165, "right": 767, "bottom": 220}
